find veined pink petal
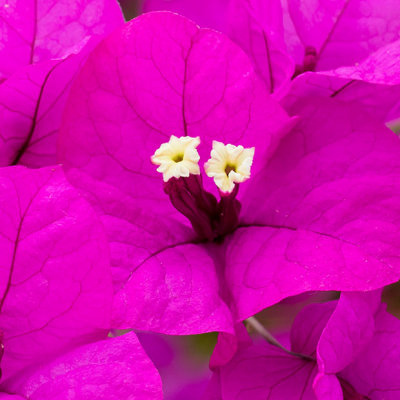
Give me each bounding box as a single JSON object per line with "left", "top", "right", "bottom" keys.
{"left": 142, "top": 0, "right": 229, "bottom": 31}
{"left": 0, "top": 55, "right": 86, "bottom": 167}
{"left": 0, "top": 0, "right": 124, "bottom": 79}
{"left": 229, "top": 98, "right": 400, "bottom": 320}
{"left": 207, "top": 341, "right": 316, "bottom": 400}
{"left": 0, "top": 166, "right": 112, "bottom": 380}
{"left": 59, "top": 11, "right": 291, "bottom": 334}
{"left": 283, "top": 40, "right": 400, "bottom": 122}
{"left": 287, "top": 0, "right": 400, "bottom": 70}
{"left": 5, "top": 332, "right": 162, "bottom": 400}
{"left": 283, "top": 72, "right": 400, "bottom": 122}
{"left": 340, "top": 306, "right": 400, "bottom": 399}
{"left": 317, "top": 291, "right": 381, "bottom": 374}
{"left": 227, "top": 0, "right": 294, "bottom": 94}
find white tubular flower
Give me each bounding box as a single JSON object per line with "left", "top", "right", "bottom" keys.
{"left": 151, "top": 135, "right": 201, "bottom": 182}
{"left": 204, "top": 141, "right": 255, "bottom": 194}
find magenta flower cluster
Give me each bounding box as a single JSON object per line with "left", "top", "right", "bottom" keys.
{"left": 1, "top": 0, "right": 400, "bottom": 398}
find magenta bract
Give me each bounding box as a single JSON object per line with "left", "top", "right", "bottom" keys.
{"left": 287, "top": 0, "right": 400, "bottom": 71}
{"left": 0, "top": 0, "right": 124, "bottom": 80}
{"left": 226, "top": 0, "right": 294, "bottom": 95}
{"left": 142, "top": 0, "right": 400, "bottom": 120}
{"left": 285, "top": 40, "right": 400, "bottom": 121}
{"left": 231, "top": 96, "right": 400, "bottom": 320}
{"left": 0, "top": 0, "right": 124, "bottom": 168}
{"left": 0, "top": 166, "right": 112, "bottom": 381}
{"left": 3, "top": 332, "right": 162, "bottom": 400}
{"left": 59, "top": 11, "right": 400, "bottom": 336}
{"left": 0, "top": 56, "right": 86, "bottom": 167}
{"left": 207, "top": 291, "right": 398, "bottom": 400}
{"left": 142, "top": 0, "right": 230, "bottom": 32}
{"left": 59, "top": 11, "right": 291, "bottom": 334}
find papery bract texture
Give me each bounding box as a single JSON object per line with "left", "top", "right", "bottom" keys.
{"left": 340, "top": 307, "right": 400, "bottom": 399}
{"left": 226, "top": 0, "right": 294, "bottom": 94}
{"left": 283, "top": 72, "right": 400, "bottom": 123}
{"left": 60, "top": 11, "right": 400, "bottom": 335}
{"left": 316, "top": 291, "right": 381, "bottom": 375}
{"left": 59, "top": 11, "right": 291, "bottom": 334}
{"left": 209, "top": 322, "right": 251, "bottom": 368}
{"left": 292, "top": 292, "right": 381, "bottom": 398}
{"left": 142, "top": 0, "right": 229, "bottom": 32}
{"left": 227, "top": 97, "right": 400, "bottom": 321}
{"left": 284, "top": 39, "right": 400, "bottom": 122}
{"left": 207, "top": 292, "right": 393, "bottom": 400}
{"left": 312, "top": 374, "right": 343, "bottom": 400}
{"left": 209, "top": 339, "right": 316, "bottom": 400}
{"left": 0, "top": 0, "right": 124, "bottom": 79}
{"left": 287, "top": 0, "right": 400, "bottom": 70}
{"left": 323, "top": 39, "right": 400, "bottom": 85}
{"left": 0, "top": 55, "right": 86, "bottom": 167}
{"left": 290, "top": 302, "right": 335, "bottom": 357}
{"left": 306, "top": 292, "right": 399, "bottom": 399}
{"left": 0, "top": 166, "right": 112, "bottom": 381}
{"left": 0, "top": 0, "right": 124, "bottom": 168}
{"left": 4, "top": 332, "right": 162, "bottom": 400}
{"left": 280, "top": 0, "right": 303, "bottom": 64}
{"left": 143, "top": 0, "right": 294, "bottom": 94}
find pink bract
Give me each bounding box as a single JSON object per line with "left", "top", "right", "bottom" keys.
{"left": 140, "top": 0, "right": 400, "bottom": 123}
{"left": 142, "top": 0, "right": 230, "bottom": 32}
{"left": 0, "top": 0, "right": 124, "bottom": 79}
{"left": 141, "top": 0, "right": 295, "bottom": 94}
{"left": 59, "top": 11, "right": 400, "bottom": 336}
{"left": 0, "top": 166, "right": 112, "bottom": 381}
{"left": 285, "top": 39, "right": 400, "bottom": 122}
{"left": 208, "top": 339, "right": 317, "bottom": 399}
{"left": 59, "top": 11, "right": 290, "bottom": 335}
{"left": 287, "top": 0, "right": 400, "bottom": 70}
{"left": 232, "top": 97, "right": 400, "bottom": 319}
{"left": 3, "top": 332, "right": 162, "bottom": 400}
{"left": 0, "top": 56, "right": 85, "bottom": 167}
{"left": 0, "top": 0, "right": 124, "bottom": 168}
{"left": 207, "top": 291, "right": 398, "bottom": 399}
{"left": 226, "top": 0, "right": 294, "bottom": 95}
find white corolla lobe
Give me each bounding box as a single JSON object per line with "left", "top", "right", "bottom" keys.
{"left": 204, "top": 141, "right": 255, "bottom": 194}
{"left": 151, "top": 135, "right": 201, "bottom": 182}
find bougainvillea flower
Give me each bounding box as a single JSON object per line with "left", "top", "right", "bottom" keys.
{"left": 1, "top": 332, "right": 162, "bottom": 400}
{"left": 282, "top": 0, "right": 400, "bottom": 120}
{"left": 206, "top": 291, "right": 400, "bottom": 400}
{"left": 59, "top": 11, "right": 400, "bottom": 336}
{"left": 140, "top": 0, "right": 294, "bottom": 94}
{"left": 142, "top": 0, "right": 294, "bottom": 94}
{"left": 0, "top": 56, "right": 85, "bottom": 167}
{"left": 229, "top": 0, "right": 400, "bottom": 117}
{"left": 284, "top": 38, "right": 400, "bottom": 122}
{"left": 0, "top": 0, "right": 124, "bottom": 168}
{"left": 141, "top": 0, "right": 400, "bottom": 119}
{"left": 0, "top": 166, "right": 112, "bottom": 381}
{"left": 286, "top": 0, "right": 400, "bottom": 71}
{"left": 226, "top": 0, "right": 294, "bottom": 95}
{"left": 0, "top": 0, "right": 124, "bottom": 80}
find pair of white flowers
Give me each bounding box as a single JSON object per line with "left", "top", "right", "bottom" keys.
{"left": 151, "top": 135, "right": 255, "bottom": 194}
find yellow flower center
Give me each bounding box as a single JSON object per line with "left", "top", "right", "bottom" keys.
{"left": 172, "top": 153, "right": 184, "bottom": 163}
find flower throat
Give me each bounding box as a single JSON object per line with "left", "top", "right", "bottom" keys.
{"left": 164, "top": 174, "right": 240, "bottom": 241}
